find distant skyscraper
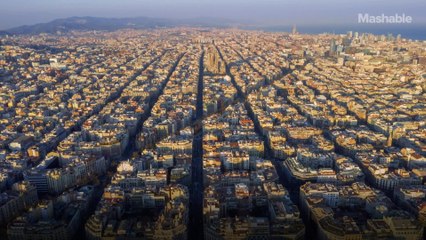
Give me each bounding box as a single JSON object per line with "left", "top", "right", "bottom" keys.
{"left": 396, "top": 34, "right": 401, "bottom": 42}
{"left": 292, "top": 25, "right": 297, "bottom": 35}
{"left": 354, "top": 32, "right": 359, "bottom": 39}
{"left": 329, "top": 39, "right": 337, "bottom": 54}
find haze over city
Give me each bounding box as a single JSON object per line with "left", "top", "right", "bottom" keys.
{"left": 1, "top": 0, "right": 426, "bottom": 29}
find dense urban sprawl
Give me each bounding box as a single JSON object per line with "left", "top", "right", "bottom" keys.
{"left": 0, "top": 28, "right": 425, "bottom": 239}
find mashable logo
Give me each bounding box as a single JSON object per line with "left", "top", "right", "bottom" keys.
{"left": 358, "top": 13, "right": 413, "bottom": 24}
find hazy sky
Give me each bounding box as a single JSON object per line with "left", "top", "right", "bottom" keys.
{"left": 1, "top": 0, "right": 425, "bottom": 29}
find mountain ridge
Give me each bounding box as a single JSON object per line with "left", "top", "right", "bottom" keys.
{"left": 1, "top": 16, "right": 243, "bottom": 35}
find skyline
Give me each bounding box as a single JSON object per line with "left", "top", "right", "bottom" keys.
{"left": 0, "top": 2, "right": 426, "bottom": 239}
{"left": 1, "top": 0, "right": 426, "bottom": 30}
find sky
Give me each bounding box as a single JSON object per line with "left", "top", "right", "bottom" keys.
{"left": 1, "top": 0, "right": 425, "bottom": 30}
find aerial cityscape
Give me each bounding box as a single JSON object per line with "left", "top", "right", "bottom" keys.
{"left": 0, "top": 1, "right": 426, "bottom": 240}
